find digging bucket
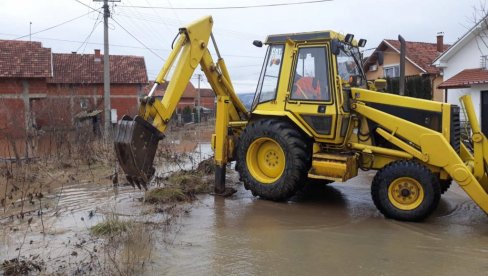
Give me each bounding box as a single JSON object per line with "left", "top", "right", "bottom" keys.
{"left": 114, "top": 115, "right": 164, "bottom": 189}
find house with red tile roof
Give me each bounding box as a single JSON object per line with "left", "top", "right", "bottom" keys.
{"left": 146, "top": 81, "right": 198, "bottom": 112}
{"left": 0, "top": 40, "right": 147, "bottom": 137}
{"left": 146, "top": 82, "right": 216, "bottom": 112}
{"left": 199, "top": 88, "right": 216, "bottom": 110}
{"left": 364, "top": 34, "right": 449, "bottom": 101}
{"left": 433, "top": 16, "right": 488, "bottom": 134}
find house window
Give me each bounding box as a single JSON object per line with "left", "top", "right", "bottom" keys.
{"left": 384, "top": 65, "right": 400, "bottom": 78}
{"left": 481, "top": 55, "right": 488, "bottom": 69}
{"left": 80, "top": 98, "right": 88, "bottom": 110}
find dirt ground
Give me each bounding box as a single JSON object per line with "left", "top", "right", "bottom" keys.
{"left": 1, "top": 122, "right": 488, "bottom": 275}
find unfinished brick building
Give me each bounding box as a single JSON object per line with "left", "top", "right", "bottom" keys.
{"left": 0, "top": 40, "right": 148, "bottom": 138}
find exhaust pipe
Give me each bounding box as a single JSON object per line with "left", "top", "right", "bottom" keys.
{"left": 398, "top": 35, "right": 406, "bottom": 96}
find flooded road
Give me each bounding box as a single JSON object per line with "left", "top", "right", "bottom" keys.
{"left": 153, "top": 173, "right": 488, "bottom": 276}
{"left": 2, "top": 168, "right": 488, "bottom": 275}
{"left": 1, "top": 124, "right": 488, "bottom": 274}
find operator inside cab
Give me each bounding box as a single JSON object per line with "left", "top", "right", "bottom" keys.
{"left": 336, "top": 46, "right": 363, "bottom": 87}
{"left": 291, "top": 47, "right": 330, "bottom": 101}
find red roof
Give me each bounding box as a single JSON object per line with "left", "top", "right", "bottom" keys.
{"left": 0, "top": 40, "right": 51, "bottom": 78}
{"left": 49, "top": 53, "right": 147, "bottom": 84}
{"left": 438, "top": 68, "right": 488, "bottom": 89}
{"left": 147, "top": 81, "right": 197, "bottom": 98}
{"left": 199, "top": 88, "right": 214, "bottom": 97}
{"left": 365, "top": 40, "right": 450, "bottom": 75}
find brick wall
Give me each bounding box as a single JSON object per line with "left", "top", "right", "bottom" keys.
{"left": 200, "top": 97, "right": 215, "bottom": 109}
{"left": 0, "top": 79, "right": 143, "bottom": 135}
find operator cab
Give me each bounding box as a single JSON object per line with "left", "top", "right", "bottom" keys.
{"left": 250, "top": 30, "right": 367, "bottom": 144}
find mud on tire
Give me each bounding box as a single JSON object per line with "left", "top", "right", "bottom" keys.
{"left": 236, "top": 119, "right": 310, "bottom": 201}
{"left": 371, "top": 160, "right": 441, "bottom": 222}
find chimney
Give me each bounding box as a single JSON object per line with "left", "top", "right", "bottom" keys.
{"left": 436, "top": 32, "right": 444, "bottom": 53}
{"left": 94, "top": 49, "right": 101, "bottom": 62}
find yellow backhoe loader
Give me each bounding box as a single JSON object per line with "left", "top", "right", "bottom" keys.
{"left": 115, "top": 16, "right": 488, "bottom": 222}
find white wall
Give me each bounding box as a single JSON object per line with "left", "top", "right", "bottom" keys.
{"left": 441, "top": 31, "right": 488, "bottom": 124}
{"left": 443, "top": 34, "right": 488, "bottom": 79}
{"left": 446, "top": 84, "right": 488, "bottom": 124}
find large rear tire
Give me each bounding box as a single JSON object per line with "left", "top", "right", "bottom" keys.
{"left": 439, "top": 179, "right": 452, "bottom": 194}
{"left": 236, "top": 119, "right": 310, "bottom": 201}
{"left": 371, "top": 160, "right": 441, "bottom": 221}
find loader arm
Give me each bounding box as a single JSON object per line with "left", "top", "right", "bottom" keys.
{"left": 114, "top": 16, "right": 248, "bottom": 189}
{"left": 350, "top": 88, "right": 488, "bottom": 214}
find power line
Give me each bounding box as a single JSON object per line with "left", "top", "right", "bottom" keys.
{"left": 14, "top": 9, "right": 101, "bottom": 40}
{"left": 116, "top": 0, "right": 169, "bottom": 51}
{"left": 74, "top": 0, "right": 100, "bottom": 12}
{"left": 116, "top": 0, "right": 332, "bottom": 10}
{"left": 110, "top": 17, "right": 165, "bottom": 61}
{"left": 76, "top": 12, "right": 102, "bottom": 53}
{"left": 0, "top": 32, "right": 264, "bottom": 59}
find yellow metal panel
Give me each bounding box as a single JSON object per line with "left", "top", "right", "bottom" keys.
{"left": 214, "top": 96, "right": 229, "bottom": 166}
{"left": 309, "top": 153, "right": 358, "bottom": 182}
{"left": 352, "top": 88, "right": 443, "bottom": 113}
{"left": 251, "top": 109, "right": 314, "bottom": 137}
{"left": 441, "top": 104, "right": 452, "bottom": 142}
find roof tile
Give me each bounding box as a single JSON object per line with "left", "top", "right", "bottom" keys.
{"left": 438, "top": 68, "right": 488, "bottom": 89}
{"left": 0, "top": 40, "right": 51, "bottom": 78}
{"left": 365, "top": 40, "right": 450, "bottom": 75}
{"left": 48, "top": 52, "right": 147, "bottom": 84}
{"left": 384, "top": 40, "right": 450, "bottom": 74}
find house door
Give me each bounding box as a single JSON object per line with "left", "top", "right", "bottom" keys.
{"left": 482, "top": 91, "right": 488, "bottom": 135}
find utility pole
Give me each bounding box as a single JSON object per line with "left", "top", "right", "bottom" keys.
{"left": 197, "top": 74, "right": 201, "bottom": 123}
{"left": 95, "top": 0, "right": 120, "bottom": 136}
{"left": 102, "top": 0, "right": 111, "bottom": 135}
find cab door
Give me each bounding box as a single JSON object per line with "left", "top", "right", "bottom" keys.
{"left": 285, "top": 44, "right": 339, "bottom": 142}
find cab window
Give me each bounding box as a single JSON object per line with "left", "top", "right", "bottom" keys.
{"left": 255, "top": 45, "right": 284, "bottom": 104}
{"left": 291, "top": 47, "right": 330, "bottom": 101}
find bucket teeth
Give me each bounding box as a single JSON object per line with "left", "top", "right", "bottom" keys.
{"left": 114, "top": 115, "right": 163, "bottom": 190}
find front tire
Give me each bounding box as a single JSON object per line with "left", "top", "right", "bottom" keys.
{"left": 236, "top": 119, "right": 310, "bottom": 201}
{"left": 371, "top": 160, "right": 441, "bottom": 221}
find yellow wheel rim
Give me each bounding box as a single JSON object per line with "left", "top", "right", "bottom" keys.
{"left": 388, "top": 177, "right": 424, "bottom": 210}
{"left": 246, "top": 137, "right": 285, "bottom": 184}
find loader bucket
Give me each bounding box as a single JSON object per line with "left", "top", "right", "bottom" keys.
{"left": 114, "top": 115, "right": 164, "bottom": 190}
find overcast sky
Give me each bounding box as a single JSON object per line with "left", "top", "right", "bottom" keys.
{"left": 0, "top": 0, "right": 485, "bottom": 92}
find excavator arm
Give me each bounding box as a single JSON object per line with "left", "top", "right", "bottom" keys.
{"left": 114, "top": 16, "right": 247, "bottom": 189}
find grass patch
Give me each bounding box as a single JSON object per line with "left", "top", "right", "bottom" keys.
{"left": 2, "top": 257, "right": 44, "bottom": 275}
{"left": 168, "top": 170, "right": 212, "bottom": 194}
{"left": 145, "top": 158, "right": 214, "bottom": 204}
{"left": 90, "top": 215, "right": 132, "bottom": 236}
{"left": 145, "top": 187, "right": 190, "bottom": 204}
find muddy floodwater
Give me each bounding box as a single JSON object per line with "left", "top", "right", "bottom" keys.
{"left": 156, "top": 174, "right": 488, "bottom": 275}
{"left": 1, "top": 126, "right": 488, "bottom": 274}
{"left": 3, "top": 170, "right": 488, "bottom": 275}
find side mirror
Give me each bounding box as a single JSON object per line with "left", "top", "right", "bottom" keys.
{"left": 331, "top": 39, "right": 341, "bottom": 55}
{"left": 358, "top": 39, "right": 367, "bottom": 47}
{"left": 253, "top": 40, "right": 263, "bottom": 48}
{"left": 345, "top": 34, "right": 354, "bottom": 44}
